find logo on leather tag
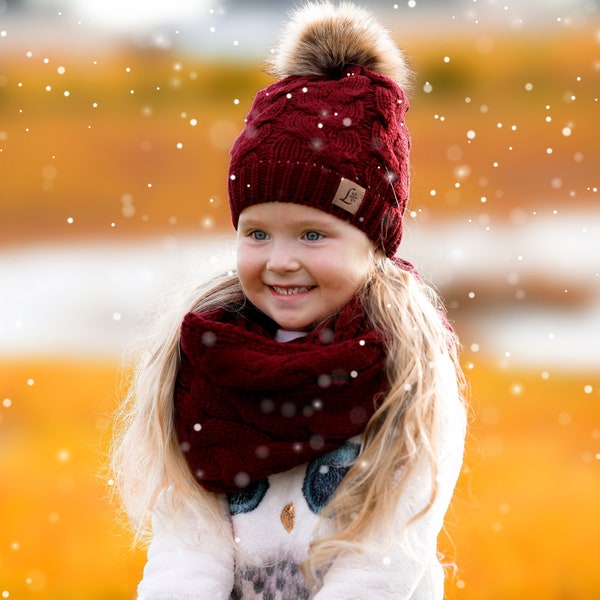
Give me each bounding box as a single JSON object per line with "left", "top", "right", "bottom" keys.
{"left": 332, "top": 178, "right": 365, "bottom": 215}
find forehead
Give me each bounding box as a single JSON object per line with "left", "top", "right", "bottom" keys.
{"left": 238, "top": 202, "right": 346, "bottom": 228}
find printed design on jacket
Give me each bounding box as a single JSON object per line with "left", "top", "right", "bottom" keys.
{"left": 228, "top": 442, "right": 361, "bottom": 600}
{"left": 227, "top": 441, "right": 360, "bottom": 516}
{"left": 229, "top": 478, "right": 270, "bottom": 515}
{"left": 302, "top": 440, "right": 360, "bottom": 514}
{"left": 230, "top": 559, "right": 310, "bottom": 600}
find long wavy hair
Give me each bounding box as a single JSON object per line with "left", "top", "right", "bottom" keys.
{"left": 110, "top": 252, "right": 465, "bottom": 582}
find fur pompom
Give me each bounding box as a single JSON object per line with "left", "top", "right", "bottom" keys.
{"left": 270, "top": 1, "right": 412, "bottom": 89}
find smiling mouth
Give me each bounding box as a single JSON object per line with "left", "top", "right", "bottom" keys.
{"left": 271, "top": 286, "right": 314, "bottom": 295}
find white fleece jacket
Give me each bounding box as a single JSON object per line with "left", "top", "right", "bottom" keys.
{"left": 137, "top": 350, "right": 466, "bottom": 600}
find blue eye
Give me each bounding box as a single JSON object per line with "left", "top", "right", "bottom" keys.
{"left": 304, "top": 231, "right": 323, "bottom": 242}
{"left": 251, "top": 230, "right": 268, "bottom": 241}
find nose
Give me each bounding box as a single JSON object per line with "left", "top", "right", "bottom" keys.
{"left": 266, "top": 239, "right": 300, "bottom": 273}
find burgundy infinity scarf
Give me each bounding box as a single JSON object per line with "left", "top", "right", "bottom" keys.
{"left": 174, "top": 298, "right": 389, "bottom": 494}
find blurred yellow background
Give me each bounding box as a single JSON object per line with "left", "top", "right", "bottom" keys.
{"left": 1, "top": 0, "right": 599, "bottom": 598}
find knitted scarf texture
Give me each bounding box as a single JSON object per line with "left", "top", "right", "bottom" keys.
{"left": 174, "top": 299, "right": 388, "bottom": 494}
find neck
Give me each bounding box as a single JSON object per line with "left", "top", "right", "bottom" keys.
{"left": 275, "top": 329, "right": 309, "bottom": 343}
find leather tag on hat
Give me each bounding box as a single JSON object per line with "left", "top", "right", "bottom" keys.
{"left": 332, "top": 178, "right": 366, "bottom": 215}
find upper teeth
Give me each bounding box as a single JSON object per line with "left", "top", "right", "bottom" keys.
{"left": 273, "top": 286, "right": 311, "bottom": 295}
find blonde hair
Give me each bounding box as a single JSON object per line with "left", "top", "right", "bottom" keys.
{"left": 304, "top": 255, "right": 464, "bottom": 582}
{"left": 111, "top": 254, "right": 465, "bottom": 578}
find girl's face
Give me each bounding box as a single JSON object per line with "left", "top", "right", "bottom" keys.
{"left": 237, "top": 202, "right": 374, "bottom": 331}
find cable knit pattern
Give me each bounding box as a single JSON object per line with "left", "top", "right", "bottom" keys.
{"left": 174, "top": 299, "right": 388, "bottom": 494}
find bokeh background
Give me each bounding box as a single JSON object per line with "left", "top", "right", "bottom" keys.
{"left": 1, "top": 0, "right": 599, "bottom": 597}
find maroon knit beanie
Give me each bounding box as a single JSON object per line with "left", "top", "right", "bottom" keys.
{"left": 228, "top": 2, "right": 413, "bottom": 257}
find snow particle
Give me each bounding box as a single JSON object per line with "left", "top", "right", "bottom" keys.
{"left": 233, "top": 471, "right": 250, "bottom": 487}
{"left": 281, "top": 402, "right": 296, "bottom": 417}
{"left": 255, "top": 445, "right": 269, "bottom": 459}
{"left": 466, "top": 129, "right": 476, "bottom": 140}
{"left": 201, "top": 331, "right": 216, "bottom": 346}
{"left": 2, "top": 398, "right": 11, "bottom": 408}
{"left": 423, "top": 81, "right": 433, "bottom": 94}
{"left": 584, "top": 385, "right": 593, "bottom": 394}
{"left": 56, "top": 449, "right": 70, "bottom": 462}
{"left": 318, "top": 374, "right": 332, "bottom": 388}
{"left": 511, "top": 383, "right": 523, "bottom": 396}
{"left": 558, "top": 412, "right": 572, "bottom": 426}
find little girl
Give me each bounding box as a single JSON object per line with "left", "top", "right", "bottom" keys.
{"left": 112, "top": 2, "right": 467, "bottom": 599}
